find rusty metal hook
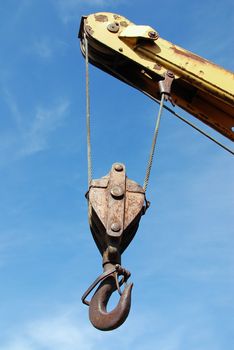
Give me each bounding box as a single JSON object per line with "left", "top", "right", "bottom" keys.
{"left": 82, "top": 265, "right": 133, "bottom": 331}
{"left": 89, "top": 274, "right": 133, "bottom": 331}
{"left": 83, "top": 164, "right": 147, "bottom": 330}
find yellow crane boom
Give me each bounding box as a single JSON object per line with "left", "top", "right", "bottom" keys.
{"left": 79, "top": 12, "right": 234, "bottom": 141}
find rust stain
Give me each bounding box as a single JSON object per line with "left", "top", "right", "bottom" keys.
{"left": 120, "top": 21, "right": 128, "bottom": 27}
{"left": 85, "top": 25, "right": 94, "bottom": 36}
{"left": 153, "top": 63, "right": 162, "bottom": 70}
{"left": 94, "top": 14, "right": 108, "bottom": 22}
{"left": 171, "top": 46, "right": 207, "bottom": 64}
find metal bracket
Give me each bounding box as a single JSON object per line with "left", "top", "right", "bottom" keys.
{"left": 158, "top": 70, "right": 175, "bottom": 104}
{"left": 119, "top": 24, "right": 159, "bottom": 40}
{"left": 87, "top": 163, "right": 147, "bottom": 268}
{"left": 106, "top": 163, "right": 126, "bottom": 239}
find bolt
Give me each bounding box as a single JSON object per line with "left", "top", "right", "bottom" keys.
{"left": 107, "top": 22, "right": 120, "bottom": 33}
{"left": 114, "top": 163, "right": 123, "bottom": 171}
{"left": 166, "top": 71, "right": 174, "bottom": 78}
{"left": 111, "top": 222, "right": 121, "bottom": 232}
{"left": 111, "top": 186, "right": 124, "bottom": 198}
{"left": 148, "top": 31, "right": 158, "bottom": 39}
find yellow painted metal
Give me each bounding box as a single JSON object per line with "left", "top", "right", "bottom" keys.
{"left": 119, "top": 25, "right": 158, "bottom": 40}
{"left": 79, "top": 13, "right": 234, "bottom": 140}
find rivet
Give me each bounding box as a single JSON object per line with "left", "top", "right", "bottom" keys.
{"left": 111, "top": 222, "right": 121, "bottom": 232}
{"left": 114, "top": 164, "right": 123, "bottom": 171}
{"left": 111, "top": 186, "right": 124, "bottom": 198}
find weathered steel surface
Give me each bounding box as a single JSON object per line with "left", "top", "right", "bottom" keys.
{"left": 89, "top": 275, "right": 133, "bottom": 331}
{"left": 83, "top": 163, "right": 147, "bottom": 331}
{"left": 79, "top": 13, "right": 234, "bottom": 140}
{"left": 87, "top": 163, "right": 146, "bottom": 265}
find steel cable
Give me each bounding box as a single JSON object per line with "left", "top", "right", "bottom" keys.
{"left": 83, "top": 43, "right": 233, "bottom": 192}
{"left": 143, "top": 93, "right": 165, "bottom": 191}
{"left": 84, "top": 34, "right": 93, "bottom": 186}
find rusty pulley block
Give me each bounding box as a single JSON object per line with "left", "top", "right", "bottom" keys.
{"left": 82, "top": 163, "right": 149, "bottom": 331}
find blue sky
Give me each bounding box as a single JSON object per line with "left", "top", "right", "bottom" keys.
{"left": 0, "top": 0, "right": 233, "bottom": 349}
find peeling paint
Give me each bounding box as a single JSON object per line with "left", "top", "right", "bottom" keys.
{"left": 153, "top": 63, "right": 162, "bottom": 70}
{"left": 94, "top": 14, "right": 108, "bottom": 22}
{"left": 120, "top": 21, "right": 128, "bottom": 27}
{"left": 85, "top": 25, "right": 94, "bottom": 36}
{"left": 171, "top": 46, "right": 207, "bottom": 64}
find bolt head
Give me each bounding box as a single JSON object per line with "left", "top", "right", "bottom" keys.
{"left": 107, "top": 22, "right": 120, "bottom": 33}
{"left": 166, "top": 71, "right": 174, "bottom": 78}
{"left": 148, "top": 31, "right": 158, "bottom": 39}
{"left": 111, "top": 222, "right": 121, "bottom": 232}
{"left": 111, "top": 186, "right": 124, "bottom": 198}
{"left": 114, "top": 163, "right": 123, "bottom": 172}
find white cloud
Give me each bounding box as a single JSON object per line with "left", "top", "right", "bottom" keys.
{"left": 0, "top": 306, "right": 163, "bottom": 350}
{"left": 2, "top": 308, "right": 100, "bottom": 350}
{"left": 133, "top": 150, "right": 234, "bottom": 287}
{"left": 19, "top": 99, "right": 69, "bottom": 156}
{"left": 0, "top": 303, "right": 220, "bottom": 350}
{"left": 2, "top": 88, "right": 23, "bottom": 129}
{"left": 29, "top": 38, "right": 69, "bottom": 60}
{"left": 32, "top": 39, "right": 53, "bottom": 59}
{"left": 0, "top": 88, "right": 70, "bottom": 163}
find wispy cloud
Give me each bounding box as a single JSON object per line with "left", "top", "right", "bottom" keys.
{"left": 133, "top": 151, "right": 234, "bottom": 287}
{"left": 32, "top": 39, "right": 54, "bottom": 59}
{"left": 1, "top": 302, "right": 220, "bottom": 350}
{"left": 179, "top": 4, "right": 234, "bottom": 69}
{"left": 2, "top": 88, "right": 23, "bottom": 129}
{"left": 0, "top": 88, "right": 70, "bottom": 164}
{"left": 19, "top": 99, "right": 69, "bottom": 156}
{"left": 29, "top": 38, "right": 69, "bottom": 60}
{"left": 2, "top": 307, "right": 101, "bottom": 350}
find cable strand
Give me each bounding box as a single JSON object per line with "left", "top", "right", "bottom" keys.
{"left": 161, "top": 103, "right": 234, "bottom": 156}
{"left": 84, "top": 34, "right": 93, "bottom": 186}
{"left": 94, "top": 60, "right": 233, "bottom": 156}
{"left": 143, "top": 94, "right": 165, "bottom": 191}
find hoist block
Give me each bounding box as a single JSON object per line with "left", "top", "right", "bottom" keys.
{"left": 86, "top": 163, "right": 147, "bottom": 267}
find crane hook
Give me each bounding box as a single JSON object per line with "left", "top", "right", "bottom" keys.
{"left": 82, "top": 163, "right": 147, "bottom": 330}
{"left": 89, "top": 275, "right": 133, "bottom": 331}
{"left": 82, "top": 265, "right": 133, "bottom": 331}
